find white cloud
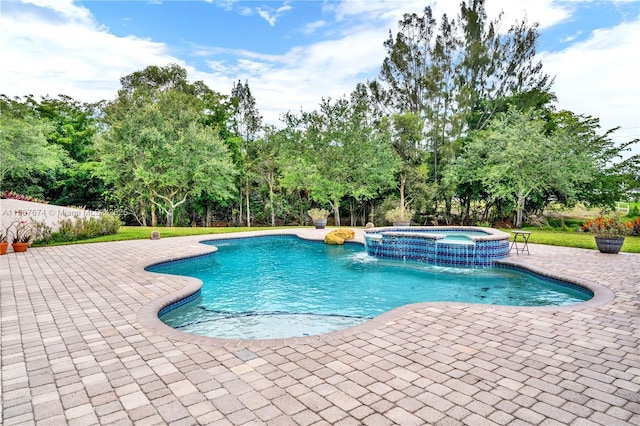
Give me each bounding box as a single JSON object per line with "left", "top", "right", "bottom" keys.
{"left": 182, "top": 1, "right": 391, "bottom": 123}
{"left": 277, "top": 4, "right": 292, "bottom": 14}
{"left": 0, "top": 1, "right": 180, "bottom": 102}
{"left": 193, "top": 25, "right": 388, "bottom": 124}
{"left": 485, "top": 0, "right": 572, "bottom": 30}
{"left": 560, "top": 30, "right": 584, "bottom": 43}
{"left": 331, "top": 0, "right": 573, "bottom": 34}
{"left": 22, "top": 0, "right": 95, "bottom": 25}
{"left": 257, "top": 8, "right": 277, "bottom": 27}
{"left": 540, "top": 18, "right": 640, "bottom": 149}
{"left": 253, "top": 1, "right": 292, "bottom": 27}
{"left": 1, "top": 0, "right": 637, "bottom": 157}
{"left": 208, "top": 0, "right": 237, "bottom": 12}
{"left": 301, "top": 20, "right": 327, "bottom": 35}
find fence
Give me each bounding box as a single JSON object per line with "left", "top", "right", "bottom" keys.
{"left": 616, "top": 201, "right": 630, "bottom": 214}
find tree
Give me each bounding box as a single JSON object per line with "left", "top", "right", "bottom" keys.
{"left": 281, "top": 93, "right": 399, "bottom": 226}
{"left": 370, "top": 8, "right": 437, "bottom": 116}
{"left": 97, "top": 65, "right": 237, "bottom": 226}
{"left": 370, "top": 0, "right": 552, "bottom": 195}
{"left": 389, "top": 112, "right": 426, "bottom": 215}
{"left": 231, "top": 80, "right": 262, "bottom": 142}
{"left": 425, "top": 13, "right": 459, "bottom": 185}
{"left": 248, "top": 126, "right": 284, "bottom": 227}
{"left": 34, "top": 96, "right": 105, "bottom": 208}
{"left": 230, "top": 80, "right": 263, "bottom": 227}
{"left": 0, "top": 100, "right": 65, "bottom": 193}
{"left": 548, "top": 111, "right": 639, "bottom": 209}
{"left": 346, "top": 87, "right": 402, "bottom": 225}
{"left": 457, "top": 107, "right": 594, "bottom": 227}
{"left": 456, "top": 1, "right": 552, "bottom": 132}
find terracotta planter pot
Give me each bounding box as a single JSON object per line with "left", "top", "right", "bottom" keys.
{"left": 12, "top": 242, "right": 30, "bottom": 253}
{"left": 0, "top": 241, "right": 8, "bottom": 255}
{"left": 595, "top": 236, "right": 624, "bottom": 254}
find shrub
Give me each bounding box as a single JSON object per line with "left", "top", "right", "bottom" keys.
{"left": 385, "top": 207, "right": 415, "bottom": 224}
{"left": 583, "top": 215, "right": 632, "bottom": 238}
{"left": 307, "top": 208, "right": 329, "bottom": 220}
{"left": 630, "top": 217, "right": 640, "bottom": 236}
{"left": 49, "top": 214, "right": 121, "bottom": 243}
{"left": 33, "top": 220, "right": 53, "bottom": 243}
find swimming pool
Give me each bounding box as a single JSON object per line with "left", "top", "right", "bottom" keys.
{"left": 147, "top": 236, "right": 592, "bottom": 340}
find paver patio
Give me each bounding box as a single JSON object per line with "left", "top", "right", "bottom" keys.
{"left": 1, "top": 229, "right": 638, "bottom": 425}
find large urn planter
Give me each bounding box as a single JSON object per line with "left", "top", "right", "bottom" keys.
{"left": 12, "top": 242, "right": 30, "bottom": 253}
{"left": 312, "top": 219, "right": 327, "bottom": 229}
{"left": 0, "top": 241, "right": 8, "bottom": 255}
{"left": 595, "top": 237, "right": 624, "bottom": 254}
{"left": 308, "top": 208, "right": 329, "bottom": 230}
{"left": 385, "top": 207, "right": 415, "bottom": 228}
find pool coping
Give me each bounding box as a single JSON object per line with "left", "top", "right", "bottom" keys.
{"left": 364, "top": 225, "right": 511, "bottom": 242}
{"left": 136, "top": 229, "right": 616, "bottom": 348}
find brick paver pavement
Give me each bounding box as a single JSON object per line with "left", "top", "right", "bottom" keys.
{"left": 1, "top": 229, "right": 638, "bottom": 425}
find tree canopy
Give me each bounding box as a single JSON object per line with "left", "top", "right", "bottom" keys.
{"left": 281, "top": 92, "right": 400, "bottom": 226}
{"left": 97, "top": 65, "right": 237, "bottom": 227}
{"left": 2, "top": 2, "right": 638, "bottom": 229}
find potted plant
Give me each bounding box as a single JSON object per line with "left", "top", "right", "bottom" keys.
{"left": 9, "top": 220, "right": 34, "bottom": 253}
{"left": 583, "top": 215, "right": 632, "bottom": 254}
{"left": 0, "top": 229, "right": 8, "bottom": 255}
{"left": 385, "top": 207, "right": 415, "bottom": 226}
{"left": 308, "top": 208, "right": 329, "bottom": 229}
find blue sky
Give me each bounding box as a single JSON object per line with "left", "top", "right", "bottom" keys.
{"left": 1, "top": 0, "right": 639, "bottom": 150}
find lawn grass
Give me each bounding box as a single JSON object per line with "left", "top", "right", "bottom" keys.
{"left": 38, "top": 226, "right": 291, "bottom": 245}
{"left": 501, "top": 227, "right": 640, "bottom": 253}
{"left": 39, "top": 225, "right": 640, "bottom": 254}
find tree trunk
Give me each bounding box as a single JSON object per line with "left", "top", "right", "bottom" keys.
{"left": 482, "top": 201, "right": 492, "bottom": 223}
{"left": 238, "top": 186, "right": 243, "bottom": 227}
{"left": 268, "top": 174, "right": 275, "bottom": 227}
{"left": 330, "top": 199, "right": 341, "bottom": 227}
{"left": 349, "top": 199, "right": 357, "bottom": 226}
{"left": 245, "top": 177, "right": 250, "bottom": 227}
{"left": 400, "top": 172, "right": 406, "bottom": 210}
{"left": 154, "top": 193, "right": 188, "bottom": 228}
{"left": 151, "top": 199, "right": 157, "bottom": 227}
{"left": 167, "top": 208, "right": 174, "bottom": 228}
{"left": 444, "top": 196, "right": 452, "bottom": 225}
{"left": 462, "top": 196, "right": 471, "bottom": 225}
{"left": 140, "top": 207, "right": 147, "bottom": 227}
{"left": 206, "top": 206, "right": 212, "bottom": 227}
{"left": 515, "top": 190, "right": 526, "bottom": 228}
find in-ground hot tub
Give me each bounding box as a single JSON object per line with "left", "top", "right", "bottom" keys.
{"left": 364, "top": 226, "right": 510, "bottom": 267}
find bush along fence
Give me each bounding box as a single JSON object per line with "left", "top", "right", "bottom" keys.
{"left": 1, "top": 198, "right": 121, "bottom": 253}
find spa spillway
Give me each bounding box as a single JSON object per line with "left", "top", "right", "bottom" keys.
{"left": 364, "top": 226, "right": 511, "bottom": 268}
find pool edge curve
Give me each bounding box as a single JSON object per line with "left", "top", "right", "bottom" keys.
{"left": 136, "top": 229, "right": 615, "bottom": 348}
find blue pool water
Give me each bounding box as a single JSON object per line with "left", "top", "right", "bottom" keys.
{"left": 148, "top": 236, "right": 591, "bottom": 339}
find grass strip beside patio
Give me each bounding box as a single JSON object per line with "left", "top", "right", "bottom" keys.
{"left": 503, "top": 228, "right": 640, "bottom": 253}
{"left": 34, "top": 225, "right": 640, "bottom": 253}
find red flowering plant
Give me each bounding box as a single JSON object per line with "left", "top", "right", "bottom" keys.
{"left": 631, "top": 217, "right": 640, "bottom": 236}
{"left": 1, "top": 191, "right": 47, "bottom": 203}
{"left": 583, "top": 215, "right": 632, "bottom": 238}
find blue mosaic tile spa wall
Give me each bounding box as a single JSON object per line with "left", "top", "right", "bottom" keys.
{"left": 364, "top": 229, "right": 509, "bottom": 268}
